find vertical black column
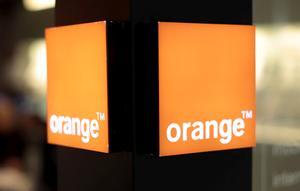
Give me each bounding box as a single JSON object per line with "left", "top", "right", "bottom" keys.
{"left": 53, "top": 0, "right": 253, "bottom": 191}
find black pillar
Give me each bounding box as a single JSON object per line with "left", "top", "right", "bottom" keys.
{"left": 53, "top": 0, "right": 252, "bottom": 191}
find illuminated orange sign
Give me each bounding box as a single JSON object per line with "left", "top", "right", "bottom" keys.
{"left": 46, "top": 21, "right": 109, "bottom": 153}
{"left": 159, "top": 22, "right": 256, "bottom": 156}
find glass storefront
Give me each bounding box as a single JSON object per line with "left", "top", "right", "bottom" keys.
{"left": 254, "top": 0, "right": 300, "bottom": 190}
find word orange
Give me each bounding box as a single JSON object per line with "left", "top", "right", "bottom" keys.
{"left": 49, "top": 114, "right": 102, "bottom": 143}
{"left": 166, "top": 110, "right": 252, "bottom": 144}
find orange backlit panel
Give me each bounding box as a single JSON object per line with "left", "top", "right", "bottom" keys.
{"left": 46, "top": 21, "right": 109, "bottom": 153}
{"left": 159, "top": 22, "right": 256, "bottom": 156}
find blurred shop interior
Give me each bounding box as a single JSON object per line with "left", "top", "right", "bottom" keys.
{"left": 0, "top": 0, "right": 299, "bottom": 191}
{"left": 254, "top": 1, "right": 300, "bottom": 191}
{"left": 0, "top": 0, "right": 55, "bottom": 191}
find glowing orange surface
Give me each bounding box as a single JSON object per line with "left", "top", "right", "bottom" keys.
{"left": 46, "top": 21, "right": 109, "bottom": 153}
{"left": 159, "top": 22, "right": 256, "bottom": 156}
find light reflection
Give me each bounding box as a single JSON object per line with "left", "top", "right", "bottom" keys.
{"left": 25, "top": 39, "right": 47, "bottom": 96}
{"left": 256, "top": 25, "right": 300, "bottom": 89}
{"left": 23, "top": 0, "right": 55, "bottom": 11}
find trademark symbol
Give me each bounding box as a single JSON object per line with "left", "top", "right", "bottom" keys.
{"left": 241, "top": 110, "right": 253, "bottom": 119}
{"left": 96, "top": 112, "right": 105, "bottom": 120}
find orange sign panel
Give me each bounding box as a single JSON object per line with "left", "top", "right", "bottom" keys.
{"left": 46, "top": 21, "right": 109, "bottom": 153}
{"left": 159, "top": 22, "right": 255, "bottom": 156}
